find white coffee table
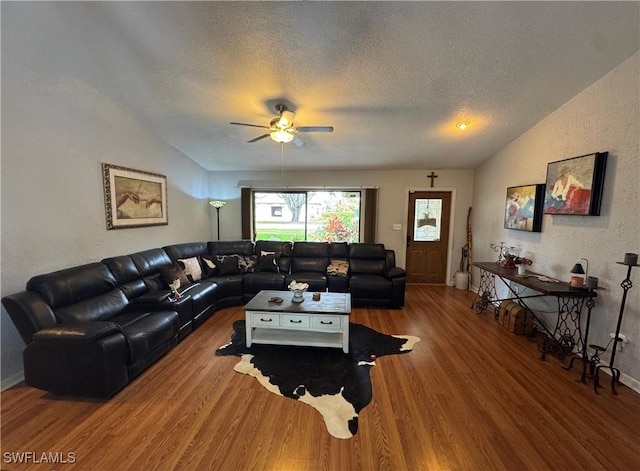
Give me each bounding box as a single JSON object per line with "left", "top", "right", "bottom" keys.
{"left": 244, "top": 290, "right": 351, "bottom": 353}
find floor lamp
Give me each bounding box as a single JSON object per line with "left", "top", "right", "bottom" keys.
{"left": 209, "top": 200, "right": 226, "bottom": 240}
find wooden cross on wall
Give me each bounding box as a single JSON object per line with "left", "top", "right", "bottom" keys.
{"left": 427, "top": 171, "right": 438, "bottom": 188}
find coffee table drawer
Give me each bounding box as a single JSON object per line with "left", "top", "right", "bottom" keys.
{"left": 311, "top": 315, "right": 342, "bottom": 331}
{"left": 282, "top": 314, "right": 311, "bottom": 329}
{"left": 251, "top": 312, "right": 281, "bottom": 327}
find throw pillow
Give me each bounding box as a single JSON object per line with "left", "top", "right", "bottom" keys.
{"left": 237, "top": 255, "right": 258, "bottom": 273}
{"left": 327, "top": 259, "right": 349, "bottom": 277}
{"left": 216, "top": 255, "right": 241, "bottom": 276}
{"left": 178, "top": 257, "right": 203, "bottom": 283}
{"left": 256, "top": 251, "right": 281, "bottom": 273}
{"left": 200, "top": 255, "right": 218, "bottom": 276}
{"left": 159, "top": 264, "right": 190, "bottom": 289}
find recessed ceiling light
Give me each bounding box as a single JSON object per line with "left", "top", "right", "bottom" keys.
{"left": 456, "top": 121, "right": 470, "bottom": 130}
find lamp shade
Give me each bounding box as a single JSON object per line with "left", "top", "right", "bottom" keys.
{"left": 570, "top": 263, "right": 585, "bottom": 275}
{"left": 209, "top": 200, "right": 226, "bottom": 208}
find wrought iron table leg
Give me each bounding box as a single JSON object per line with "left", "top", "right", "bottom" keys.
{"left": 471, "top": 270, "right": 496, "bottom": 314}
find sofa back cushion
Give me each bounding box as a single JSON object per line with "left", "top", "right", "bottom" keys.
{"left": 27, "top": 263, "right": 117, "bottom": 308}
{"left": 254, "top": 241, "right": 292, "bottom": 273}
{"left": 129, "top": 248, "right": 173, "bottom": 290}
{"left": 207, "top": 240, "right": 254, "bottom": 257}
{"left": 26, "top": 263, "right": 128, "bottom": 323}
{"left": 328, "top": 242, "right": 349, "bottom": 258}
{"left": 102, "top": 255, "right": 147, "bottom": 300}
{"left": 348, "top": 243, "right": 387, "bottom": 275}
{"left": 291, "top": 242, "right": 329, "bottom": 273}
{"left": 55, "top": 290, "right": 129, "bottom": 324}
{"left": 163, "top": 242, "right": 208, "bottom": 262}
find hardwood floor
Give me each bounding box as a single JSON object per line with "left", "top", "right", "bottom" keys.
{"left": 2, "top": 285, "right": 639, "bottom": 471}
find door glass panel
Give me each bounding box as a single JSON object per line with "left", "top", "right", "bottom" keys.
{"left": 413, "top": 198, "right": 442, "bottom": 241}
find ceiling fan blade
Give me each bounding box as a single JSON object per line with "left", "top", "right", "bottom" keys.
{"left": 296, "top": 126, "right": 334, "bottom": 133}
{"left": 248, "top": 134, "right": 270, "bottom": 143}
{"left": 230, "top": 122, "right": 270, "bottom": 129}
{"left": 292, "top": 136, "right": 305, "bottom": 147}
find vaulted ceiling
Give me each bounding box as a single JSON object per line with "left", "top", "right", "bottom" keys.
{"left": 3, "top": 2, "right": 639, "bottom": 171}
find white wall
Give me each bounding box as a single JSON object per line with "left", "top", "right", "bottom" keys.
{"left": 1, "top": 47, "right": 212, "bottom": 389}
{"left": 208, "top": 169, "right": 475, "bottom": 277}
{"left": 472, "top": 53, "right": 640, "bottom": 388}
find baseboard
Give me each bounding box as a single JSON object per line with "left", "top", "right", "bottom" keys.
{"left": 598, "top": 367, "right": 640, "bottom": 394}
{"left": 1, "top": 370, "right": 24, "bottom": 392}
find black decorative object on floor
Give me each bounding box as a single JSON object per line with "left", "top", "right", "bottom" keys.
{"left": 593, "top": 259, "right": 638, "bottom": 394}
{"left": 216, "top": 320, "right": 420, "bottom": 439}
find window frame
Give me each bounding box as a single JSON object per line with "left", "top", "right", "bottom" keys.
{"left": 241, "top": 187, "right": 377, "bottom": 243}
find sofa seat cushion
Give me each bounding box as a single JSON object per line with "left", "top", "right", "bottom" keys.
{"left": 327, "top": 276, "right": 349, "bottom": 293}
{"left": 128, "top": 292, "right": 193, "bottom": 329}
{"left": 110, "top": 310, "right": 179, "bottom": 366}
{"left": 242, "top": 272, "right": 286, "bottom": 294}
{"left": 349, "top": 274, "right": 392, "bottom": 299}
{"left": 284, "top": 273, "right": 327, "bottom": 292}
{"left": 203, "top": 274, "right": 243, "bottom": 298}
{"left": 181, "top": 282, "right": 219, "bottom": 319}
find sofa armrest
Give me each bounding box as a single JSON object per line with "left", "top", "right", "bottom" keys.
{"left": 25, "top": 323, "right": 129, "bottom": 397}
{"left": 387, "top": 267, "right": 406, "bottom": 279}
{"left": 32, "top": 321, "right": 121, "bottom": 344}
{"left": 130, "top": 291, "right": 173, "bottom": 304}
{"left": 2, "top": 291, "right": 58, "bottom": 344}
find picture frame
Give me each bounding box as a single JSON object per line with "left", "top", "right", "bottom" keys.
{"left": 102, "top": 163, "right": 168, "bottom": 229}
{"left": 543, "top": 152, "right": 608, "bottom": 216}
{"left": 504, "top": 184, "right": 545, "bottom": 232}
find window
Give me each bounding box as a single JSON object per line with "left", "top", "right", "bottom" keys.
{"left": 252, "top": 191, "right": 361, "bottom": 242}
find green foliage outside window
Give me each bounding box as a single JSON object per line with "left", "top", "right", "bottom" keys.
{"left": 310, "top": 198, "right": 360, "bottom": 243}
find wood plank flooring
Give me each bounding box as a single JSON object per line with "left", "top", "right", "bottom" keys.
{"left": 2, "top": 285, "right": 639, "bottom": 470}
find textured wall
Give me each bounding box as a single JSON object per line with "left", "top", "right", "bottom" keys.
{"left": 473, "top": 53, "right": 640, "bottom": 388}
{"left": 1, "top": 57, "right": 211, "bottom": 388}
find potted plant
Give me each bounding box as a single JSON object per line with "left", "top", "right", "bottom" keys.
{"left": 513, "top": 256, "right": 533, "bottom": 275}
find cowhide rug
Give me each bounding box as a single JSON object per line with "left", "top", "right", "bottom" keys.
{"left": 216, "top": 320, "right": 420, "bottom": 439}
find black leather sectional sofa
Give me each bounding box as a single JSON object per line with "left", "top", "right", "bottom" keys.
{"left": 2, "top": 240, "right": 406, "bottom": 398}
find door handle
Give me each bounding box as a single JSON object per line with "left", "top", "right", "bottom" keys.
{"left": 406, "top": 235, "right": 411, "bottom": 247}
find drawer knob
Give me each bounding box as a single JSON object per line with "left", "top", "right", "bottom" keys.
{"left": 320, "top": 320, "right": 333, "bottom": 325}
{"left": 289, "top": 319, "right": 302, "bottom": 324}
{"left": 260, "top": 318, "right": 273, "bottom": 322}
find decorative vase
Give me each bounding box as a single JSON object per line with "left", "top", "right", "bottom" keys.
{"left": 517, "top": 264, "right": 526, "bottom": 275}
{"left": 288, "top": 280, "right": 309, "bottom": 303}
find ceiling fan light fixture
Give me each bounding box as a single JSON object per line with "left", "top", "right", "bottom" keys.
{"left": 277, "top": 110, "right": 295, "bottom": 129}
{"left": 270, "top": 129, "right": 294, "bottom": 143}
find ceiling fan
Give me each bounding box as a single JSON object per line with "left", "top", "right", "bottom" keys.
{"left": 230, "top": 104, "right": 333, "bottom": 146}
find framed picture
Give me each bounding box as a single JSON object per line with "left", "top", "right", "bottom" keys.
{"left": 543, "top": 152, "right": 608, "bottom": 216}
{"left": 102, "top": 163, "right": 168, "bottom": 229}
{"left": 504, "top": 184, "right": 545, "bottom": 232}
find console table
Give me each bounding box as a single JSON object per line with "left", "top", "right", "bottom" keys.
{"left": 471, "top": 262, "right": 596, "bottom": 362}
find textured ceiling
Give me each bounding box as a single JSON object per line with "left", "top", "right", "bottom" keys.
{"left": 3, "top": 2, "right": 639, "bottom": 171}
